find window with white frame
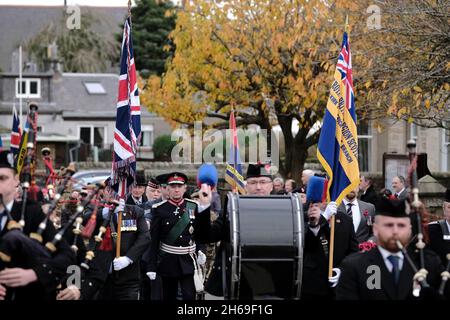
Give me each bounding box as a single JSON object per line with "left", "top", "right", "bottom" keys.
{"left": 140, "top": 125, "right": 154, "bottom": 147}
{"left": 15, "top": 78, "right": 41, "bottom": 98}
{"left": 79, "top": 126, "right": 107, "bottom": 148}
{"left": 357, "top": 120, "right": 372, "bottom": 172}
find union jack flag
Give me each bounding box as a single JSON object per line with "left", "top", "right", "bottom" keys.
{"left": 317, "top": 30, "right": 359, "bottom": 205}
{"left": 111, "top": 16, "right": 141, "bottom": 198}
{"left": 336, "top": 32, "right": 354, "bottom": 112}
{"left": 10, "top": 105, "right": 22, "bottom": 156}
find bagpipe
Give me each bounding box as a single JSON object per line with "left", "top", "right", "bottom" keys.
{"left": 43, "top": 182, "right": 106, "bottom": 254}
{"left": 400, "top": 139, "right": 447, "bottom": 298}
{"left": 16, "top": 102, "right": 39, "bottom": 229}
{"left": 29, "top": 163, "right": 76, "bottom": 243}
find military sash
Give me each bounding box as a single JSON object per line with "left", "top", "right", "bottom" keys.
{"left": 165, "top": 202, "right": 196, "bottom": 245}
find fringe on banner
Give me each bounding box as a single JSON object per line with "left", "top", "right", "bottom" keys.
{"left": 110, "top": 155, "right": 136, "bottom": 186}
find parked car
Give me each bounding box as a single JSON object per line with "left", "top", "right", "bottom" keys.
{"left": 71, "top": 170, "right": 111, "bottom": 189}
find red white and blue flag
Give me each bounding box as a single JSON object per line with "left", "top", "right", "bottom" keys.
{"left": 111, "top": 16, "right": 141, "bottom": 198}
{"left": 317, "top": 31, "right": 359, "bottom": 205}
{"left": 10, "top": 106, "right": 22, "bottom": 156}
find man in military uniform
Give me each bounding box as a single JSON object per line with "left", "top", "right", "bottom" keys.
{"left": 428, "top": 189, "right": 450, "bottom": 268}
{"left": 336, "top": 198, "right": 448, "bottom": 300}
{"left": 139, "top": 173, "right": 169, "bottom": 300}
{"left": 146, "top": 178, "right": 161, "bottom": 201}
{"left": 0, "top": 150, "right": 75, "bottom": 300}
{"left": 95, "top": 194, "right": 150, "bottom": 300}
{"left": 146, "top": 172, "right": 211, "bottom": 300}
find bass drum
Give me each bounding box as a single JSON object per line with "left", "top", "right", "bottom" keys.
{"left": 223, "top": 192, "right": 304, "bottom": 299}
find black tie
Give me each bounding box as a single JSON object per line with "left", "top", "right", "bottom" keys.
{"left": 346, "top": 203, "right": 353, "bottom": 217}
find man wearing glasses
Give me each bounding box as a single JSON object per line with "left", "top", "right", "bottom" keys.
{"left": 244, "top": 163, "right": 274, "bottom": 196}
{"left": 201, "top": 162, "right": 275, "bottom": 298}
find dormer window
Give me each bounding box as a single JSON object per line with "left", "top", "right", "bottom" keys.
{"left": 15, "top": 78, "right": 41, "bottom": 98}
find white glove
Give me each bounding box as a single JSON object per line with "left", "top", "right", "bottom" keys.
{"left": 102, "top": 207, "right": 109, "bottom": 219}
{"left": 322, "top": 201, "right": 338, "bottom": 220}
{"left": 113, "top": 256, "right": 132, "bottom": 271}
{"left": 328, "top": 267, "right": 341, "bottom": 288}
{"left": 197, "top": 250, "right": 206, "bottom": 266}
{"left": 118, "top": 198, "right": 125, "bottom": 212}
{"left": 146, "top": 272, "right": 156, "bottom": 280}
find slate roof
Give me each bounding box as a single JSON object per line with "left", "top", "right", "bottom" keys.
{"left": 0, "top": 72, "right": 155, "bottom": 119}
{"left": 0, "top": 5, "right": 127, "bottom": 72}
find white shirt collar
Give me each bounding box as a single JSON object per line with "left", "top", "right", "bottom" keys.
{"left": 132, "top": 196, "right": 142, "bottom": 203}
{"left": 343, "top": 198, "right": 356, "bottom": 205}
{"left": 377, "top": 245, "right": 403, "bottom": 260}
{"left": 446, "top": 220, "right": 450, "bottom": 232}
{"left": 2, "top": 200, "right": 14, "bottom": 213}
{"left": 377, "top": 245, "right": 404, "bottom": 271}
{"left": 396, "top": 188, "right": 405, "bottom": 196}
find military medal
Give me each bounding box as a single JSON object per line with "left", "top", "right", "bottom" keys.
{"left": 174, "top": 207, "right": 180, "bottom": 215}
{"left": 121, "top": 219, "right": 137, "bottom": 231}
{"left": 188, "top": 208, "right": 195, "bottom": 219}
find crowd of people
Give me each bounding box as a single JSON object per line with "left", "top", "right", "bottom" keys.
{"left": 0, "top": 149, "right": 449, "bottom": 301}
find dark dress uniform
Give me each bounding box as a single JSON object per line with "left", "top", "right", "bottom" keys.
{"left": 302, "top": 211, "right": 359, "bottom": 299}
{"left": 148, "top": 198, "right": 210, "bottom": 300}
{"left": 139, "top": 197, "right": 165, "bottom": 300}
{"left": 0, "top": 200, "right": 76, "bottom": 300}
{"left": 337, "top": 197, "right": 450, "bottom": 300}
{"left": 428, "top": 220, "right": 450, "bottom": 268}
{"left": 58, "top": 205, "right": 109, "bottom": 300}
{"left": 202, "top": 212, "right": 229, "bottom": 297}
{"left": 126, "top": 194, "right": 148, "bottom": 206}
{"left": 96, "top": 204, "right": 150, "bottom": 300}
{"left": 336, "top": 247, "right": 448, "bottom": 300}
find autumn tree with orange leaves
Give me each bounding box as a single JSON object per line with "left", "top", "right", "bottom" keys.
{"left": 140, "top": 0, "right": 449, "bottom": 179}
{"left": 142, "top": 0, "right": 355, "bottom": 179}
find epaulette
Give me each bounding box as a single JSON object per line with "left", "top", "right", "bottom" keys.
{"left": 428, "top": 220, "right": 439, "bottom": 225}
{"left": 185, "top": 198, "right": 199, "bottom": 206}
{"left": 152, "top": 200, "right": 167, "bottom": 209}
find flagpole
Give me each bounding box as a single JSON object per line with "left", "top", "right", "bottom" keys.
{"left": 19, "top": 45, "right": 23, "bottom": 131}
{"left": 328, "top": 15, "right": 350, "bottom": 280}
{"left": 230, "top": 105, "right": 237, "bottom": 194}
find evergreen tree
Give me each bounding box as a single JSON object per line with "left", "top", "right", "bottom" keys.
{"left": 122, "top": 0, "right": 177, "bottom": 77}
